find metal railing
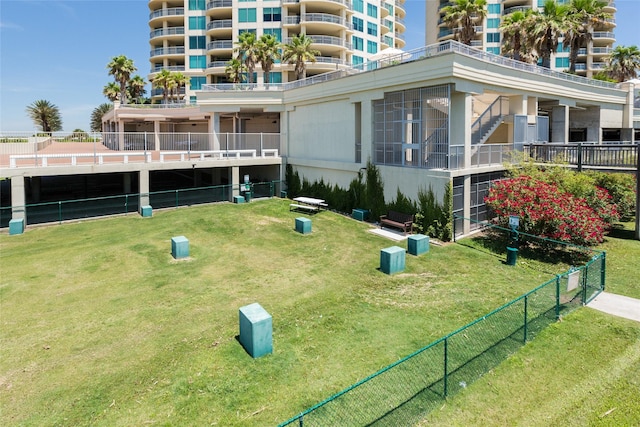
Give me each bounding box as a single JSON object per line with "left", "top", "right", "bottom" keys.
{"left": 471, "top": 96, "right": 508, "bottom": 145}
{"left": 201, "top": 40, "right": 619, "bottom": 94}
{"left": 279, "top": 219, "right": 605, "bottom": 426}
{"left": 0, "top": 132, "right": 281, "bottom": 168}
{"left": 524, "top": 143, "right": 638, "bottom": 171}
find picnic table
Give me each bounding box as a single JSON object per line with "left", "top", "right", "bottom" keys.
{"left": 290, "top": 197, "right": 328, "bottom": 213}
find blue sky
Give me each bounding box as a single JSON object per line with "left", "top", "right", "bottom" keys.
{"left": 0, "top": 0, "right": 638, "bottom": 132}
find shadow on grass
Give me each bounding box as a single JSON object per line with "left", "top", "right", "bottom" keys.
{"left": 458, "top": 229, "right": 591, "bottom": 268}
{"left": 607, "top": 223, "right": 637, "bottom": 241}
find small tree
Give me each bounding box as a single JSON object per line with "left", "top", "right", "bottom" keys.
{"left": 26, "top": 100, "right": 62, "bottom": 132}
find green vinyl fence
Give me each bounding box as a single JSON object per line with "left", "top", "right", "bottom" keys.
{"left": 279, "top": 219, "right": 606, "bottom": 427}
{"left": 0, "top": 181, "right": 283, "bottom": 228}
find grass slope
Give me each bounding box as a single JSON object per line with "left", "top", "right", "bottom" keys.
{"left": 0, "top": 200, "right": 637, "bottom": 426}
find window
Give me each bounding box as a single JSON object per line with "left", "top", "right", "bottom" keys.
{"left": 367, "top": 3, "right": 378, "bottom": 18}
{"left": 263, "top": 7, "right": 281, "bottom": 22}
{"left": 367, "top": 40, "right": 377, "bottom": 54}
{"left": 353, "top": 36, "right": 364, "bottom": 51}
{"left": 188, "top": 0, "right": 205, "bottom": 10}
{"left": 189, "top": 36, "right": 206, "bottom": 49}
{"left": 486, "top": 32, "right": 500, "bottom": 43}
{"left": 557, "top": 42, "right": 570, "bottom": 52}
{"left": 555, "top": 57, "right": 569, "bottom": 68}
{"left": 269, "top": 72, "right": 282, "bottom": 84}
{"left": 188, "top": 16, "right": 205, "bottom": 30}
{"left": 353, "top": 0, "right": 364, "bottom": 13}
{"left": 352, "top": 17, "right": 364, "bottom": 32}
{"left": 239, "top": 8, "right": 257, "bottom": 23}
{"left": 486, "top": 47, "right": 500, "bottom": 55}
{"left": 189, "top": 55, "right": 206, "bottom": 69}
{"left": 352, "top": 55, "right": 364, "bottom": 66}
{"left": 384, "top": 35, "right": 393, "bottom": 46}
{"left": 190, "top": 76, "right": 206, "bottom": 90}
{"left": 487, "top": 3, "right": 500, "bottom": 14}
{"left": 263, "top": 28, "right": 282, "bottom": 42}
{"left": 487, "top": 18, "right": 500, "bottom": 29}
{"left": 240, "top": 28, "right": 257, "bottom": 35}
{"left": 367, "top": 22, "right": 378, "bottom": 36}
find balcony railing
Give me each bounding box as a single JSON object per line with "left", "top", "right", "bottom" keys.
{"left": 149, "top": 7, "right": 184, "bottom": 20}
{"left": 150, "top": 46, "right": 185, "bottom": 57}
{"left": 524, "top": 143, "right": 638, "bottom": 170}
{"left": 150, "top": 27, "right": 185, "bottom": 39}
{"left": 207, "top": 19, "right": 232, "bottom": 30}
{"left": 206, "top": 0, "right": 232, "bottom": 8}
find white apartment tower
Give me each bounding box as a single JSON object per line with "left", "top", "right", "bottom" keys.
{"left": 426, "top": 0, "right": 616, "bottom": 78}
{"left": 148, "top": 0, "right": 407, "bottom": 103}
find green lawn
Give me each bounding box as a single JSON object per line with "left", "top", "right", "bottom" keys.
{"left": 0, "top": 199, "right": 637, "bottom": 426}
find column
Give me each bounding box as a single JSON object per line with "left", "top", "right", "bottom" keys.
{"left": 11, "top": 175, "right": 26, "bottom": 223}
{"left": 139, "top": 169, "right": 150, "bottom": 208}
{"left": 450, "top": 92, "right": 472, "bottom": 169}
{"left": 463, "top": 174, "right": 471, "bottom": 235}
{"left": 230, "top": 166, "right": 240, "bottom": 201}
{"left": 551, "top": 105, "right": 569, "bottom": 143}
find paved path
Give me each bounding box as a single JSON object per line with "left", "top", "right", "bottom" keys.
{"left": 587, "top": 292, "right": 640, "bottom": 323}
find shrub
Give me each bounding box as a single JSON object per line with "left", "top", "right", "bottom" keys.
{"left": 485, "top": 176, "right": 614, "bottom": 246}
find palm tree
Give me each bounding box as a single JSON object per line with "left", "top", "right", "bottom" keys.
{"left": 564, "top": 0, "right": 610, "bottom": 73}
{"left": 257, "top": 34, "right": 281, "bottom": 84}
{"left": 530, "top": 0, "right": 570, "bottom": 69}
{"left": 107, "top": 55, "right": 137, "bottom": 105}
{"left": 151, "top": 69, "right": 172, "bottom": 104}
{"left": 606, "top": 45, "right": 640, "bottom": 82}
{"left": 235, "top": 32, "right": 259, "bottom": 84}
{"left": 26, "top": 100, "right": 63, "bottom": 132}
{"left": 126, "top": 75, "right": 147, "bottom": 104}
{"left": 441, "top": 0, "right": 487, "bottom": 46}
{"left": 225, "top": 58, "right": 247, "bottom": 83}
{"left": 500, "top": 9, "right": 534, "bottom": 63}
{"left": 91, "top": 103, "right": 113, "bottom": 132}
{"left": 282, "top": 34, "right": 320, "bottom": 80}
{"left": 103, "top": 82, "right": 120, "bottom": 102}
{"left": 170, "top": 72, "right": 190, "bottom": 103}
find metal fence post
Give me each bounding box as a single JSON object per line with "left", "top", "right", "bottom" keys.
{"left": 555, "top": 275, "right": 561, "bottom": 320}
{"left": 125, "top": 194, "right": 128, "bottom": 215}
{"left": 175, "top": 190, "right": 179, "bottom": 208}
{"left": 524, "top": 295, "right": 528, "bottom": 343}
{"left": 577, "top": 143, "right": 583, "bottom": 172}
{"left": 601, "top": 252, "right": 606, "bottom": 291}
{"left": 443, "top": 338, "right": 448, "bottom": 398}
{"left": 58, "top": 201, "right": 62, "bottom": 224}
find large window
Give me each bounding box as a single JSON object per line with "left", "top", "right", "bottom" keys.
{"left": 486, "top": 18, "right": 500, "bottom": 29}
{"left": 189, "top": 36, "right": 206, "bottom": 49}
{"left": 263, "top": 28, "right": 282, "bottom": 42}
{"left": 189, "top": 55, "right": 206, "bottom": 69}
{"left": 486, "top": 32, "right": 500, "bottom": 43}
{"left": 487, "top": 3, "right": 500, "bottom": 14}
{"left": 555, "top": 57, "right": 569, "bottom": 68}
{"left": 367, "top": 22, "right": 378, "bottom": 36}
{"left": 352, "top": 16, "right": 364, "bottom": 32}
{"left": 239, "top": 8, "right": 257, "bottom": 22}
{"left": 189, "top": 16, "right": 205, "bottom": 30}
{"left": 353, "top": 0, "right": 364, "bottom": 13}
{"left": 353, "top": 36, "right": 364, "bottom": 51}
{"left": 188, "top": 0, "right": 205, "bottom": 10}
{"left": 190, "top": 76, "right": 206, "bottom": 90}
{"left": 352, "top": 55, "right": 364, "bottom": 66}
{"left": 367, "top": 3, "right": 378, "bottom": 18}
{"left": 373, "top": 85, "right": 451, "bottom": 169}
{"left": 263, "top": 7, "right": 281, "bottom": 22}
{"left": 367, "top": 40, "right": 377, "bottom": 54}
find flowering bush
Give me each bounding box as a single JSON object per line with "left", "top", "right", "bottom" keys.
{"left": 485, "top": 176, "right": 618, "bottom": 246}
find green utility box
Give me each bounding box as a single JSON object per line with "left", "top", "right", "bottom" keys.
{"left": 506, "top": 247, "right": 518, "bottom": 266}
{"left": 9, "top": 218, "right": 24, "bottom": 235}
{"left": 408, "top": 234, "right": 429, "bottom": 256}
{"left": 380, "top": 246, "right": 405, "bottom": 275}
{"left": 233, "top": 195, "right": 245, "bottom": 204}
{"left": 171, "top": 236, "right": 189, "bottom": 259}
{"left": 352, "top": 208, "right": 369, "bottom": 221}
{"left": 295, "top": 217, "right": 312, "bottom": 234}
{"left": 239, "top": 303, "right": 273, "bottom": 358}
{"left": 141, "top": 205, "right": 152, "bottom": 217}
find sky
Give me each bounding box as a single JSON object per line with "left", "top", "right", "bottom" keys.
{"left": 0, "top": 0, "right": 638, "bottom": 132}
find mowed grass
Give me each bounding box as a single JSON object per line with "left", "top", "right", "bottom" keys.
{"left": 0, "top": 199, "right": 637, "bottom": 426}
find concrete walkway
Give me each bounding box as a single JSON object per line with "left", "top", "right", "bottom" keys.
{"left": 587, "top": 292, "right": 640, "bottom": 323}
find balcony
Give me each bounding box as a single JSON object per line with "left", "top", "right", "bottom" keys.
{"left": 592, "top": 31, "right": 615, "bottom": 42}
{"left": 149, "top": 7, "right": 184, "bottom": 23}
{"left": 207, "top": 19, "right": 233, "bottom": 35}
{"left": 301, "top": 13, "right": 351, "bottom": 31}
{"left": 149, "top": 26, "right": 185, "bottom": 41}
{"left": 151, "top": 65, "right": 186, "bottom": 73}
{"left": 207, "top": 40, "right": 234, "bottom": 53}
{"left": 503, "top": 5, "right": 531, "bottom": 15}
{"left": 150, "top": 46, "right": 185, "bottom": 59}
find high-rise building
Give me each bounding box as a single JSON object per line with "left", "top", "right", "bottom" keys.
{"left": 426, "top": 0, "right": 616, "bottom": 77}
{"left": 148, "top": 0, "right": 407, "bottom": 103}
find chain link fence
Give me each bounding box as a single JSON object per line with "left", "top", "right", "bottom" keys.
{"left": 279, "top": 218, "right": 605, "bottom": 426}
{"left": 0, "top": 181, "right": 282, "bottom": 227}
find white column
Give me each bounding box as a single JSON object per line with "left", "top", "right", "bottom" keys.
{"left": 11, "top": 175, "right": 26, "bottom": 223}
{"left": 139, "top": 170, "right": 150, "bottom": 209}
